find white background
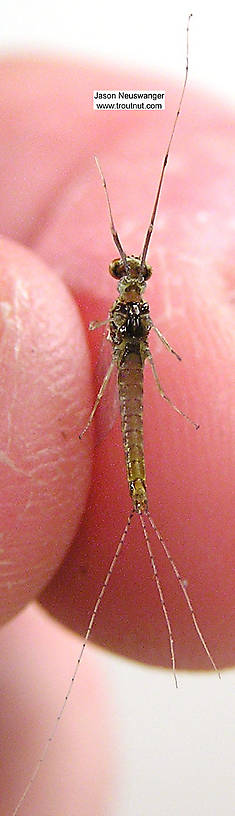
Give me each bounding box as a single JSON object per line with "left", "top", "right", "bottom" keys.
{"left": 0, "top": 2, "right": 234, "bottom": 815}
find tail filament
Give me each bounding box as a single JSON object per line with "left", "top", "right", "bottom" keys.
{"left": 145, "top": 510, "right": 221, "bottom": 678}
{"left": 12, "top": 511, "right": 134, "bottom": 815}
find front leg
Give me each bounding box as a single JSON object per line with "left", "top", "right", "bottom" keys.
{"left": 89, "top": 318, "right": 109, "bottom": 331}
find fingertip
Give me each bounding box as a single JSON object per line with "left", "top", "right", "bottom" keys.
{"left": 0, "top": 237, "right": 93, "bottom": 623}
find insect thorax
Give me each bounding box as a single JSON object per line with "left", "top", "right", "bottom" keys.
{"left": 109, "top": 299, "right": 152, "bottom": 350}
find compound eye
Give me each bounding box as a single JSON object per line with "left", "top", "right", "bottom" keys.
{"left": 109, "top": 259, "right": 124, "bottom": 279}
{"left": 143, "top": 263, "right": 152, "bottom": 281}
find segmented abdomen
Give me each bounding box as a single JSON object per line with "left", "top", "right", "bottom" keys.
{"left": 118, "top": 349, "right": 147, "bottom": 513}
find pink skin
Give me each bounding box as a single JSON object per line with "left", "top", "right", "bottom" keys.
{"left": 0, "top": 58, "right": 234, "bottom": 811}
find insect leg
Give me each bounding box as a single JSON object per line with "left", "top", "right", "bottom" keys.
{"left": 151, "top": 324, "right": 182, "bottom": 361}
{"left": 89, "top": 318, "right": 109, "bottom": 331}
{"left": 79, "top": 358, "right": 115, "bottom": 439}
{"left": 146, "top": 350, "right": 199, "bottom": 429}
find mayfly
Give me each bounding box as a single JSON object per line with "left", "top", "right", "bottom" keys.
{"left": 12, "top": 13, "right": 220, "bottom": 816}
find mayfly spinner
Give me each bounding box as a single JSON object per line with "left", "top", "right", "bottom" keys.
{"left": 12, "top": 13, "right": 220, "bottom": 816}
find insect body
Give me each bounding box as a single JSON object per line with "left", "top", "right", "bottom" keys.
{"left": 110, "top": 260, "right": 151, "bottom": 513}
{"left": 80, "top": 207, "right": 216, "bottom": 689}
{"left": 78, "top": 11, "right": 219, "bottom": 685}
{"left": 97, "top": 254, "right": 187, "bottom": 513}
{"left": 11, "top": 15, "right": 221, "bottom": 816}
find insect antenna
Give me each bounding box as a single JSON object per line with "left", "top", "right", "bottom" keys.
{"left": 12, "top": 511, "right": 134, "bottom": 815}
{"left": 94, "top": 154, "right": 129, "bottom": 272}
{"left": 144, "top": 510, "right": 221, "bottom": 678}
{"left": 140, "top": 12, "right": 192, "bottom": 270}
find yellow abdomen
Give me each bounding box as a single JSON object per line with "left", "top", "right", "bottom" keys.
{"left": 118, "top": 350, "right": 147, "bottom": 513}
